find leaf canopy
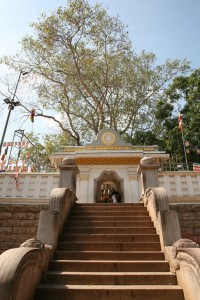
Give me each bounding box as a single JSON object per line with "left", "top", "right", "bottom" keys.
{"left": 0, "top": 0, "right": 190, "bottom": 145}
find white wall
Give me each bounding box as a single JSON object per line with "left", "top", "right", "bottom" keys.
{"left": 1, "top": 171, "right": 199, "bottom": 203}
{"left": 0, "top": 173, "right": 59, "bottom": 200}
{"left": 158, "top": 172, "right": 200, "bottom": 198}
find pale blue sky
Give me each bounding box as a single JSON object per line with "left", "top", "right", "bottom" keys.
{"left": 1, "top": 0, "right": 199, "bottom": 68}
{"left": 0, "top": 0, "right": 200, "bottom": 144}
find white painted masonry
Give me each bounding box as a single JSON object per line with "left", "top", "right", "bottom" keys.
{"left": 1, "top": 130, "right": 199, "bottom": 204}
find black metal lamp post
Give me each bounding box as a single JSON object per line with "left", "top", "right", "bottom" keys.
{"left": 0, "top": 70, "right": 28, "bottom": 155}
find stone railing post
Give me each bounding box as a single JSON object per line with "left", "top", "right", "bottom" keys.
{"left": 137, "top": 156, "right": 160, "bottom": 196}
{"left": 143, "top": 187, "right": 182, "bottom": 250}
{"left": 37, "top": 188, "right": 75, "bottom": 253}
{"left": 58, "top": 157, "right": 79, "bottom": 195}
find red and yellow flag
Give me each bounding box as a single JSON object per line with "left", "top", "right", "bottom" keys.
{"left": 29, "top": 109, "right": 35, "bottom": 123}
{"left": 178, "top": 113, "right": 183, "bottom": 132}
{"left": 1, "top": 147, "right": 8, "bottom": 161}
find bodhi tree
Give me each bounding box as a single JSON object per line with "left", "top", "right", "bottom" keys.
{"left": 1, "top": 0, "right": 190, "bottom": 145}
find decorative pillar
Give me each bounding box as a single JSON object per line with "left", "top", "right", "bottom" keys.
{"left": 127, "top": 166, "right": 139, "bottom": 202}
{"left": 78, "top": 174, "right": 89, "bottom": 203}
{"left": 58, "top": 157, "right": 79, "bottom": 195}
{"left": 137, "top": 156, "right": 160, "bottom": 196}
{"left": 128, "top": 174, "right": 139, "bottom": 203}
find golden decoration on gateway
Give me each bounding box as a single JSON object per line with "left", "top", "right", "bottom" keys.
{"left": 75, "top": 157, "right": 141, "bottom": 165}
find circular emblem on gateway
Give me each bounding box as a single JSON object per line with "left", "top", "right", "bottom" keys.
{"left": 101, "top": 131, "right": 117, "bottom": 145}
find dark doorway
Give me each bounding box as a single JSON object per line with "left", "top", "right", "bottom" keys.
{"left": 94, "top": 171, "right": 123, "bottom": 203}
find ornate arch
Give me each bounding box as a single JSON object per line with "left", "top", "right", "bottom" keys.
{"left": 94, "top": 170, "right": 124, "bottom": 203}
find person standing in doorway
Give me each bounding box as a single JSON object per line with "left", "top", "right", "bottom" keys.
{"left": 110, "top": 190, "right": 118, "bottom": 203}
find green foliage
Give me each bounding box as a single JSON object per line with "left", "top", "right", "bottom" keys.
{"left": 0, "top": 0, "right": 190, "bottom": 145}
{"left": 155, "top": 68, "right": 200, "bottom": 167}
{"left": 166, "top": 69, "right": 200, "bottom": 103}
{"left": 124, "top": 130, "right": 160, "bottom": 146}
{"left": 43, "top": 132, "right": 74, "bottom": 155}
{"left": 20, "top": 132, "right": 72, "bottom": 172}
{"left": 154, "top": 99, "right": 173, "bottom": 121}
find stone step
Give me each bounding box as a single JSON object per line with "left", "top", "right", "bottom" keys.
{"left": 60, "top": 233, "right": 160, "bottom": 242}
{"left": 49, "top": 260, "right": 170, "bottom": 272}
{"left": 58, "top": 241, "right": 161, "bottom": 251}
{"left": 70, "top": 211, "right": 149, "bottom": 216}
{"left": 75, "top": 203, "right": 144, "bottom": 207}
{"left": 72, "top": 206, "right": 147, "bottom": 212}
{"left": 43, "top": 271, "right": 177, "bottom": 285}
{"left": 35, "top": 284, "right": 184, "bottom": 300}
{"left": 34, "top": 203, "right": 184, "bottom": 300}
{"left": 63, "top": 226, "right": 156, "bottom": 234}
{"left": 65, "top": 215, "right": 151, "bottom": 226}
{"left": 54, "top": 251, "right": 165, "bottom": 261}
{"left": 66, "top": 220, "right": 154, "bottom": 227}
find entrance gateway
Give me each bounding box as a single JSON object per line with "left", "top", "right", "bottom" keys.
{"left": 51, "top": 129, "right": 168, "bottom": 203}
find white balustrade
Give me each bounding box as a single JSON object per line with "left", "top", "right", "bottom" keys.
{"left": 0, "top": 173, "right": 59, "bottom": 200}
{"left": 158, "top": 171, "right": 200, "bottom": 198}
{"left": 1, "top": 171, "right": 200, "bottom": 202}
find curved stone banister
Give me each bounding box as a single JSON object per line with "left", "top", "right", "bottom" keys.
{"left": 50, "top": 187, "right": 74, "bottom": 229}
{"left": 0, "top": 187, "right": 76, "bottom": 300}
{"left": 176, "top": 248, "right": 200, "bottom": 275}
{"left": 0, "top": 247, "right": 43, "bottom": 300}
{"left": 169, "top": 239, "right": 200, "bottom": 300}
{"left": 144, "top": 187, "right": 169, "bottom": 211}
{"left": 139, "top": 156, "right": 200, "bottom": 299}
{"left": 37, "top": 188, "right": 75, "bottom": 251}
{"left": 143, "top": 187, "right": 182, "bottom": 249}
{"left": 143, "top": 187, "right": 171, "bottom": 238}
{"left": 143, "top": 187, "right": 169, "bottom": 232}
{"left": 143, "top": 186, "right": 200, "bottom": 299}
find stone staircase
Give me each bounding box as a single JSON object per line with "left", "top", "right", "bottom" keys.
{"left": 34, "top": 203, "right": 185, "bottom": 300}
